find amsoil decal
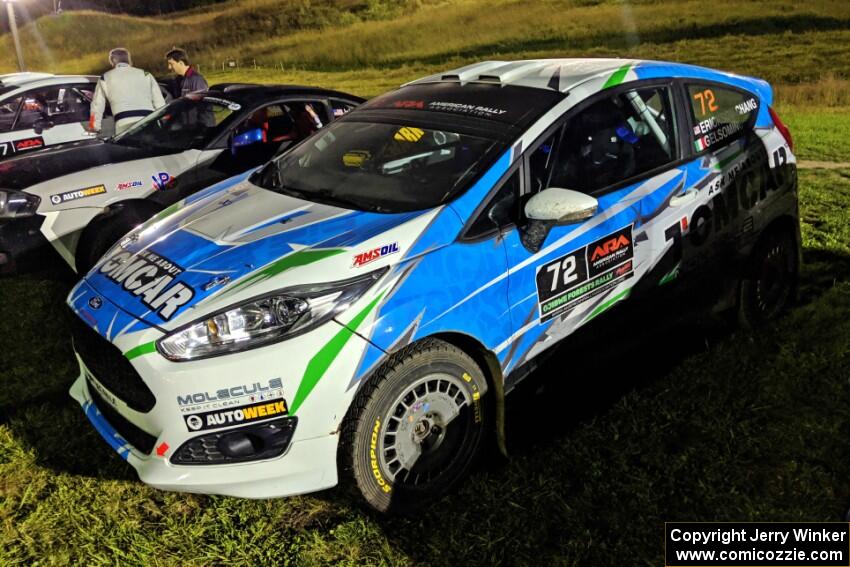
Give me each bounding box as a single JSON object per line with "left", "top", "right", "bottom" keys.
{"left": 116, "top": 180, "right": 143, "bottom": 191}
{"left": 98, "top": 249, "right": 194, "bottom": 320}
{"left": 49, "top": 184, "right": 107, "bottom": 205}
{"left": 183, "top": 398, "right": 288, "bottom": 431}
{"left": 536, "top": 226, "right": 634, "bottom": 322}
{"left": 353, "top": 242, "right": 399, "bottom": 267}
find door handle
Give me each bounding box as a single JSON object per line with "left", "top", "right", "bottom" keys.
{"left": 669, "top": 189, "right": 698, "bottom": 207}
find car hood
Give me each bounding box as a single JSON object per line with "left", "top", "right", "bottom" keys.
{"left": 83, "top": 178, "right": 451, "bottom": 330}
{"left": 0, "top": 138, "right": 179, "bottom": 190}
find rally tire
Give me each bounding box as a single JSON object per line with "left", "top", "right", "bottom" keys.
{"left": 738, "top": 226, "right": 798, "bottom": 329}
{"left": 341, "top": 338, "right": 489, "bottom": 514}
{"left": 76, "top": 204, "right": 160, "bottom": 274}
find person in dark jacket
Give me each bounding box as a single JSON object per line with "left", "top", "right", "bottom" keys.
{"left": 165, "top": 48, "right": 208, "bottom": 97}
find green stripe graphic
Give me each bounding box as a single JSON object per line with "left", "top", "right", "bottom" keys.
{"left": 124, "top": 341, "right": 157, "bottom": 360}
{"left": 603, "top": 64, "right": 632, "bottom": 89}
{"left": 289, "top": 292, "right": 385, "bottom": 415}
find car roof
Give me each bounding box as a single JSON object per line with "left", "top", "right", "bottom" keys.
{"left": 201, "top": 84, "right": 365, "bottom": 105}
{"left": 405, "top": 58, "right": 766, "bottom": 95}
{"left": 0, "top": 72, "right": 97, "bottom": 90}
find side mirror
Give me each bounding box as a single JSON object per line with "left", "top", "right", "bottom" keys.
{"left": 230, "top": 127, "right": 265, "bottom": 153}
{"left": 520, "top": 188, "right": 598, "bottom": 253}
{"left": 525, "top": 187, "right": 598, "bottom": 224}
{"left": 33, "top": 119, "right": 54, "bottom": 135}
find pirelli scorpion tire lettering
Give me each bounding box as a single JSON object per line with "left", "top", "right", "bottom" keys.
{"left": 342, "top": 339, "right": 489, "bottom": 514}
{"left": 738, "top": 226, "right": 799, "bottom": 329}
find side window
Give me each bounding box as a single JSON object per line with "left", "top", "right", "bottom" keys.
{"left": 286, "top": 100, "right": 328, "bottom": 140}
{"left": 233, "top": 101, "right": 329, "bottom": 148}
{"left": 330, "top": 98, "right": 357, "bottom": 119}
{"left": 529, "top": 86, "right": 677, "bottom": 194}
{"left": 687, "top": 83, "right": 759, "bottom": 153}
{"left": 15, "top": 85, "right": 91, "bottom": 130}
{"left": 0, "top": 96, "right": 21, "bottom": 132}
{"left": 465, "top": 169, "right": 521, "bottom": 239}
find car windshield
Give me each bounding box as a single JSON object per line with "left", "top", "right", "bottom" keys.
{"left": 112, "top": 95, "right": 240, "bottom": 150}
{"left": 254, "top": 119, "right": 506, "bottom": 212}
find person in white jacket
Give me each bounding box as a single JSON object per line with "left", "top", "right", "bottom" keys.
{"left": 89, "top": 48, "right": 165, "bottom": 135}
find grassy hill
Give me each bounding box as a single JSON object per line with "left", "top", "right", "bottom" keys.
{"left": 2, "top": 0, "right": 850, "bottom": 101}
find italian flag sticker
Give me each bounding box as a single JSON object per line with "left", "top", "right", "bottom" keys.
{"left": 694, "top": 137, "right": 708, "bottom": 151}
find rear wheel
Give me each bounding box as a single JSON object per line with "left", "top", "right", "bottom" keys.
{"left": 342, "top": 338, "right": 489, "bottom": 514}
{"left": 738, "top": 226, "right": 798, "bottom": 328}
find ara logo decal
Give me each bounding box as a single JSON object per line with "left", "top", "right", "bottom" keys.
{"left": 152, "top": 172, "right": 173, "bottom": 190}
{"left": 88, "top": 296, "right": 103, "bottom": 310}
{"left": 14, "top": 136, "right": 44, "bottom": 151}
{"left": 587, "top": 226, "right": 633, "bottom": 278}
{"left": 352, "top": 242, "right": 399, "bottom": 267}
{"left": 116, "top": 180, "right": 143, "bottom": 191}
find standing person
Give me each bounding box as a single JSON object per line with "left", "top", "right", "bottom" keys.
{"left": 90, "top": 48, "right": 166, "bottom": 135}
{"left": 165, "top": 48, "right": 208, "bottom": 97}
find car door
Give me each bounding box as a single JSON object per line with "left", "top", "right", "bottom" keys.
{"left": 496, "top": 82, "right": 689, "bottom": 376}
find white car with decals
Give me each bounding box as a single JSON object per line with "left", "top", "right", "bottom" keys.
{"left": 67, "top": 59, "right": 800, "bottom": 513}
{"left": 0, "top": 85, "right": 362, "bottom": 274}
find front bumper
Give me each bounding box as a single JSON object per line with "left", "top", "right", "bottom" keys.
{"left": 67, "top": 279, "right": 380, "bottom": 498}
{"left": 70, "top": 371, "right": 340, "bottom": 498}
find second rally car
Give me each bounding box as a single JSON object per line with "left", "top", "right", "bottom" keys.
{"left": 0, "top": 84, "right": 362, "bottom": 274}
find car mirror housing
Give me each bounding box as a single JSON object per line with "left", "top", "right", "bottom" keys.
{"left": 524, "top": 187, "right": 598, "bottom": 225}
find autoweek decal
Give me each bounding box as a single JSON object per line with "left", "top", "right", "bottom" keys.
{"left": 183, "top": 398, "right": 288, "bottom": 432}
{"left": 50, "top": 184, "right": 107, "bottom": 205}
{"left": 535, "top": 226, "right": 634, "bottom": 322}
{"left": 98, "top": 249, "right": 194, "bottom": 321}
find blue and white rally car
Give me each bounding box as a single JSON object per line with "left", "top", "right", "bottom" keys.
{"left": 67, "top": 59, "right": 799, "bottom": 513}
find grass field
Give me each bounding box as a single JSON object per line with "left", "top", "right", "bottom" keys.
{"left": 1, "top": 0, "right": 850, "bottom": 565}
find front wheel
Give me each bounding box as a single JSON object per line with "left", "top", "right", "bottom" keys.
{"left": 342, "top": 338, "right": 489, "bottom": 514}
{"left": 738, "top": 227, "right": 799, "bottom": 328}
{"left": 75, "top": 204, "right": 159, "bottom": 274}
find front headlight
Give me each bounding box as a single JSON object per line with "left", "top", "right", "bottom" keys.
{"left": 157, "top": 268, "right": 386, "bottom": 361}
{"left": 0, "top": 190, "right": 40, "bottom": 219}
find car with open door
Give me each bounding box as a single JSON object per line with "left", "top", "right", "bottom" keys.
{"left": 66, "top": 58, "right": 799, "bottom": 514}
{"left": 0, "top": 84, "right": 362, "bottom": 273}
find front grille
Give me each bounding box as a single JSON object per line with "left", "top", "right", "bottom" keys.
{"left": 69, "top": 313, "right": 156, "bottom": 413}
{"left": 88, "top": 381, "right": 157, "bottom": 455}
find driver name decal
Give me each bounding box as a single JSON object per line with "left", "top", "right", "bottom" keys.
{"left": 99, "top": 250, "right": 195, "bottom": 320}
{"left": 535, "top": 226, "right": 634, "bottom": 322}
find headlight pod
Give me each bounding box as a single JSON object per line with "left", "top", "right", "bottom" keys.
{"left": 157, "top": 268, "right": 387, "bottom": 361}
{"left": 0, "top": 190, "right": 40, "bottom": 219}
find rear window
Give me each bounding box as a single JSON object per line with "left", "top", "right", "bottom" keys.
{"left": 361, "top": 83, "right": 566, "bottom": 131}
{"left": 687, "top": 83, "right": 759, "bottom": 153}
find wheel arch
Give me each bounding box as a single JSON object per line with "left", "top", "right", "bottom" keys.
{"left": 74, "top": 197, "right": 162, "bottom": 270}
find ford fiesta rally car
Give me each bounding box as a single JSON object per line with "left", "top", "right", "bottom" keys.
{"left": 0, "top": 84, "right": 361, "bottom": 274}
{"left": 67, "top": 59, "right": 799, "bottom": 513}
